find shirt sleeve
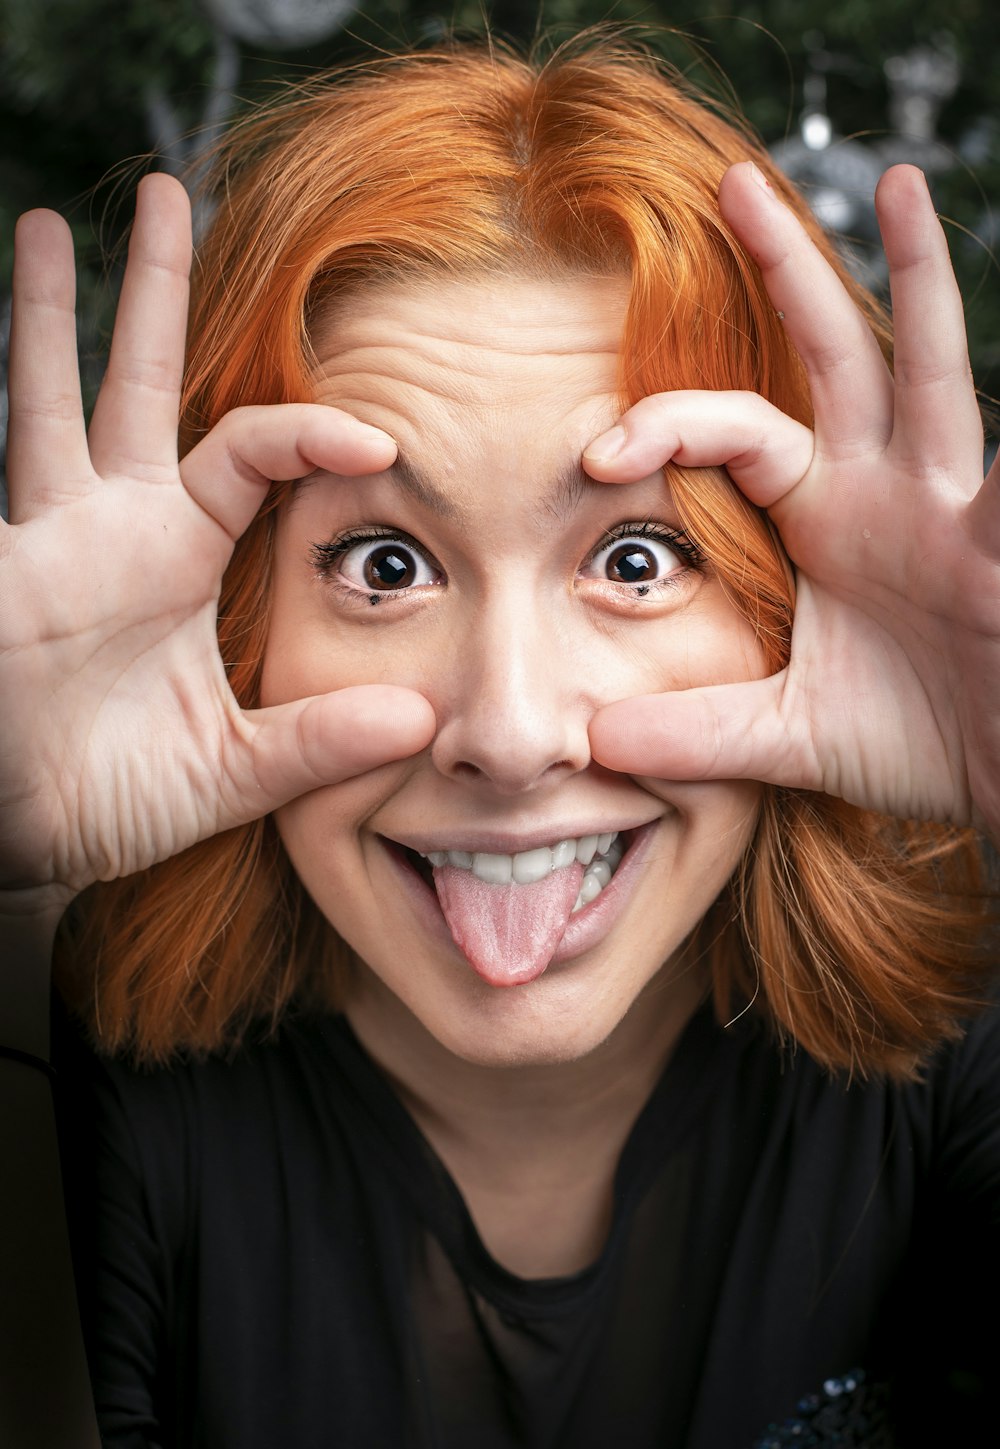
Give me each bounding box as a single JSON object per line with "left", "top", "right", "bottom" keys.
{"left": 932, "top": 999, "right": 1000, "bottom": 1220}
{"left": 57, "top": 1032, "right": 174, "bottom": 1449}
{"left": 892, "top": 1000, "right": 1000, "bottom": 1439}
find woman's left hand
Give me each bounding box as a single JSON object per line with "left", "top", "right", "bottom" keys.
{"left": 584, "top": 162, "right": 1000, "bottom": 842}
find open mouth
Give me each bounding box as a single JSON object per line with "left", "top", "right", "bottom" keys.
{"left": 395, "top": 829, "right": 630, "bottom": 913}
{"left": 381, "top": 823, "right": 655, "bottom": 988}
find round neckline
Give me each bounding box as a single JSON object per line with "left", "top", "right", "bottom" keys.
{"left": 322, "top": 997, "right": 751, "bottom": 1316}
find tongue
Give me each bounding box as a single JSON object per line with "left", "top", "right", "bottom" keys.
{"left": 433, "top": 862, "right": 585, "bottom": 987}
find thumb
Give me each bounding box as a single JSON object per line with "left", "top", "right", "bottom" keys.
{"left": 233, "top": 685, "right": 436, "bottom": 821}
{"left": 589, "top": 673, "right": 818, "bottom": 790}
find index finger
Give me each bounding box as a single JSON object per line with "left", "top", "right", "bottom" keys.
{"left": 719, "top": 161, "right": 895, "bottom": 457}
{"left": 87, "top": 173, "right": 192, "bottom": 480}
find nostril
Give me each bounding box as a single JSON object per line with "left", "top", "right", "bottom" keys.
{"left": 452, "top": 760, "right": 486, "bottom": 781}
{"left": 448, "top": 757, "right": 582, "bottom": 792}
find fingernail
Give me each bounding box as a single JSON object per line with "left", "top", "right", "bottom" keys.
{"left": 350, "top": 419, "right": 395, "bottom": 446}
{"left": 749, "top": 161, "right": 774, "bottom": 196}
{"left": 584, "top": 424, "right": 627, "bottom": 462}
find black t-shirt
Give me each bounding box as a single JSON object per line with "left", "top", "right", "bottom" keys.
{"left": 54, "top": 999, "right": 1000, "bottom": 1448}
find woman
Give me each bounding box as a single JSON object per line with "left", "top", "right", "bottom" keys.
{"left": 2, "top": 39, "right": 998, "bottom": 1448}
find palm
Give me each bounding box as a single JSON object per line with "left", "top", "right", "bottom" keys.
{"left": 586, "top": 162, "right": 1000, "bottom": 840}
{"left": 2, "top": 476, "right": 231, "bottom": 889}
{"left": 771, "top": 450, "right": 998, "bottom": 826}
{"left": 0, "top": 176, "right": 434, "bottom": 903}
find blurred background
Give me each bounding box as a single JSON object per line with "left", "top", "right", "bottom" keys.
{"left": 1, "top": 0, "right": 997, "bottom": 488}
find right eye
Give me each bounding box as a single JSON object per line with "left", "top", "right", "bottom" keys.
{"left": 312, "top": 529, "right": 443, "bottom": 596}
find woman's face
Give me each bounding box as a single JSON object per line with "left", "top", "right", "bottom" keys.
{"left": 262, "top": 274, "right": 765, "bottom": 1067}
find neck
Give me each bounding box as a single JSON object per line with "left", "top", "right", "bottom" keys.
{"left": 345, "top": 959, "right": 706, "bottom": 1277}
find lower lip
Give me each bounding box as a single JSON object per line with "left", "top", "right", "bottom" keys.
{"left": 380, "top": 820, "right": 662, "bottom": 986}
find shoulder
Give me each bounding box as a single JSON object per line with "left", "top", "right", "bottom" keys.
{"left": 711, "top": 995, "right": 1000, "bottom": 1183}
{"left": 908, "top": 996, "right": 1000, "bottom": 1198}
{"left": 54, "top": 1006, "right": 348, "bottom": 1193}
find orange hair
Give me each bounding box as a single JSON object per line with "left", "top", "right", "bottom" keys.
{"left": 59, "top": 37, "right": 991, "bottom": 1077}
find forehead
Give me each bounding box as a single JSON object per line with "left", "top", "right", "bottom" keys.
{"left": 311, "top": 272, "right": 629, "bottom": 432}
{"left": 301, "top": 273, "right": 665, "bottom": 534}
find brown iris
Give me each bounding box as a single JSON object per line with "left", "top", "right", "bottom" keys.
{"left": 604, "top": 542, "right": 660, "bottom": 583}
{"left": 364, "top": 545, "right": 418, "bottom": 590}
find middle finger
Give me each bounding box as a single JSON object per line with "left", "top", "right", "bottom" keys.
{"left": 87, "top": 172, "right": 192, "bottom": 480}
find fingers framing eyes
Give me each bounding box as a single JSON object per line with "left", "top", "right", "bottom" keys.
{"left": 181, "top": 405, "right": 398, "bottom": 541}
{"left": 87, "top": 173, "right": 193, "bottom": 480}
{"left": 583, "top": 390, "right": 815, "bottom": 511}
{"left": 245, "top": 685, "right": 437, "bottom": 819}
{"left": 589, "top": 672, "right": 815, "bottom": 792}
{"left": 587, "top": 164, "right": 984, "bottom": 513}
{"left": 6, "top": 210, "right": 89, "bottom": 522}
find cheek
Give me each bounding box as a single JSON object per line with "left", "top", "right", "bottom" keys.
{"left": 627, "top": 595, "right": 765, "bottom": 860}
{"left": 638, "top": 776, "right": 762, "bottom": 842}
{"left": 632, "top": 777, "right": 762, "bottom": 933}
{"left": 260, "top": 541, "right": 405, "bottom": 706}
{"left": 273, "top": 761, "right": 414, "bottom": 886}
{"left": 637, "top": 592, "right": 767, "bottom": 694}
{"left": 261, "top": 624, "right": 390, "bottom": 705}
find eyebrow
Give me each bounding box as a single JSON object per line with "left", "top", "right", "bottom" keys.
{"left": 387, "top": 454, "right": 465, "bottom": 522}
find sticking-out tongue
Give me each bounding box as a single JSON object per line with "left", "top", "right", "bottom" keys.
{"left": 433, "top": 861, "right": 585, "bottom": 987}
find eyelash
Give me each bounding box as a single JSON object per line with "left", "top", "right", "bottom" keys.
{"left": 310, "top": 519, "right": 706, "bottom": 608}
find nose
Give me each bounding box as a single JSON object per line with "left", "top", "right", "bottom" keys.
{"left": 430, "top": 592, "right": 593, "bottom": 795}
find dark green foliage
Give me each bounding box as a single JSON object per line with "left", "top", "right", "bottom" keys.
{"left": 1, "top": 0, "right": 997, "bottom": 412}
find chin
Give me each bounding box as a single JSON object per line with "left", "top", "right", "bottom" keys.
{"left": 346, "top": 932, "right": 677, "bottom": 1072}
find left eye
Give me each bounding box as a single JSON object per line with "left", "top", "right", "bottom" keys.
{"left": 337, "top": 536, "right": 440, "bottom": 592}
{"left": 583, "top": 533, "right": 686, "bottom": 586}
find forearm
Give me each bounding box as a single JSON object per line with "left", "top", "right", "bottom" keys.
{"left": 0, "top": 894, "right": 101, "bottom": 1448}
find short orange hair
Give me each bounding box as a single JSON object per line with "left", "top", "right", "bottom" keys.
{"left": 60, "top": 38, "right": 991, "bottom": 1077}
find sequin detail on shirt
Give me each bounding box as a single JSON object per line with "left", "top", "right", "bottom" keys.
{"left": 752, "top": 1369, "right": 894, "bottom": 1447}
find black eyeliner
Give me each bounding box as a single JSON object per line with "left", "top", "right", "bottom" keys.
{"left": 310, "top": 525, "right": 413, "bottom": 577}
{"left": 590, "top": 518, "right": 706, "bottom": 568}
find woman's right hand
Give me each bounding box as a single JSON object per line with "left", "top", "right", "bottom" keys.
{"left": 0, "top": 173, "right": 436, "bottom": 915}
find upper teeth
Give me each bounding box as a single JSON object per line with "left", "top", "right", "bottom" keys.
{"left": 421, "top": 832, "right": 622, "bottom": 887}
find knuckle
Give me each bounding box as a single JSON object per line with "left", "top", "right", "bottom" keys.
{"left": 104, "top": 356, "right": 180, "bottom": 397}
{"left": 12, "top": 394, "right": 80, "bottom": 424}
